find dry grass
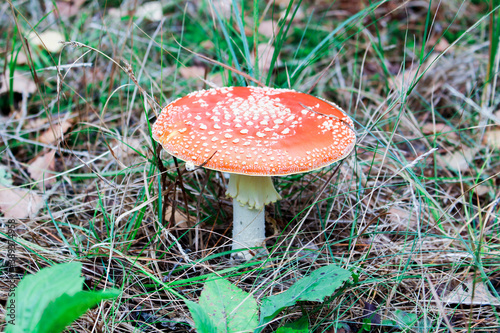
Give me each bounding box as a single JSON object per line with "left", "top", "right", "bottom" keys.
{"left": 1, "top": 0, "right": 499, "bottom": 332}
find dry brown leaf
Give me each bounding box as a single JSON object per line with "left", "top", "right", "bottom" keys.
{"left": 179, "top": 66, "right": 205, "bottom": 79}
{"left": 136, "top": 1, "right": 163, "bottom": 21}
{"left": 444, "top": 279, "right": 500, "bottom": 306}
{"left": 389, "top": 54, "right": 438, "bottom": 91}
{"left": 441, "top": 147, "right": 478, "bottom": 173}
{"left": 207, "top": 73, "right": 224, "bottom": 87}
{"left": 166, "top": 206, "right": 189, "bottom": 228}
{"left": 252, "top": 43, "right": 279, "bottom": 74}
{"left": 429, "top": 35, "right": 450, "bottom": 53}
{"left": 388, "top": 207, "right": 418, "bottom": 229}
{"left": 7, "top": 51, "right": 28, "bottom": 65}
{"left": 211, "top": 0, "right": 232, "bottom": 19}
{"left": 27, "top": 150, "right": 56, "bottom": 188}
{"left": 258, "top": 20, "right": 278, "bottom": 38}
{"left": 200, "top": 40, "right": 215, "bottom": 50}
{"left": 0, "top": 70, "right": 37, "bottom": 95}
{"left": 484, "top": 129, "right": 500, "bottom": 149}
{"left": 473, "top": 185, "right": 493, "bottom": 196}
{"left": 29, "top": 30, "right": 65, "bottom": 53}
{"left": 421, "top": 123, "right": 459, "bottom": 141}
{"left": 38, "top": 119, "right": 73, "bottom": 144}
{"left": 56, "top": 0, "right": 86, "bottom": 18}
{"left": 0, "top": 185, "right": 44, "bottom": 219}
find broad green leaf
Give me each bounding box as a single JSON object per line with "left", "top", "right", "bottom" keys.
{"left": 394, "top": 310, "right": 418, "bottom": 330}
{"left": 37, "top": 289, "right": 120, "bottom": 333}
{"left": 199, "top": 277, "right": 259, "bottom": 333}
{"left": 276, "top": 316, "right": 309, "bottom": 333}
{"left": 5, "top": 262, "right": 119, "bottom": 333}
{"left": 6, "top": 262, "right": 84, "bottom": 333}
{"left": 259, "top": 265, "right": 352, "bottom": 329}
{"left": 186, "top": 300, "right": 218, "bottom": 333}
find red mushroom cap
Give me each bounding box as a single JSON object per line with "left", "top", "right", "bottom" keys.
{"left": 152, "top": 86, "right": 355, "bottom": 176}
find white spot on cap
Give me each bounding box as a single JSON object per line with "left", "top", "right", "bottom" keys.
{"left": 200, "top": 124, "right": 207, "bottom": 130}
{"left": 281, "top": 128, "right": 290, "bottom": 135}
{"left": 256, "top": 132, "right": 266, "bottom": 138}
{"left": 240, "top": 129, "right": 249, "bottom": 134}
{"left": 225, "top": 133, "right": 233, "bottom": 139}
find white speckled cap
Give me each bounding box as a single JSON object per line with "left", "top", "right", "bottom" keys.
{"left": 152, "top": 86, "right": 355, "bottom": 176}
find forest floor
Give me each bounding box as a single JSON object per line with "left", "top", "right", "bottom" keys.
{"left": 1, "top": 0, "right": 499, "bottom": 332}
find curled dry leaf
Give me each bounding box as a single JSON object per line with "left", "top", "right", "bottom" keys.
{"left": 444, "top": 279, "right": 500, "bottom": 306}
{"left": 38, "top": 119, "right": 73, "bottom": 144}
{"left": 29, "top": 30, "right": 65, "bottom": 53}
{"left": 28, "top": 150, "right": 56, "bottom": 188}
{"left": 0, "top": 70, "right": 37, "bottom": 95}
{"left": 0, "top": 185, "right": 44, "bottom": 219}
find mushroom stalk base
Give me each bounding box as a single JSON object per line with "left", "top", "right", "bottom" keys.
{"left": 226, "top": 174, "right": 281, "bottom": 260}
{"left": 231, "top": 203, "right": 265, "bottom": 260}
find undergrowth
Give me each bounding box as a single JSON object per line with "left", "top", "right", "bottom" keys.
{"left": 1, "top": 0, "right": 499, "bottom": 332}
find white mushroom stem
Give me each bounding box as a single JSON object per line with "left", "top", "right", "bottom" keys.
{"left": 226, "top": 174, "right": 282, "bottom": 260}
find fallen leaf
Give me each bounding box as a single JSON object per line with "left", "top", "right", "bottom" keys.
{"left": 29, "top": 30, "right": 65, "bottom": 53}
{"left": 258, "top": 20, "right": 278, "bottom": 39}
{"left": 274, "top": 0, "right": 293, "bottom": 6}
{"left": 210, "top": 0, "right": 232, "bottom": 19}
{"left": 179, "top": 66, "right": 205, "bottom": 79}
{"left": 388, "top": 207, "right": 418, "bottom": 230}
{"left": 389, "top": 53, "right": 439, "bottom": 91}
{"left": 252, "top": 43, "right": 279, "bottom": 74}
{"left": 429, "top": 35, "right": 450, "bottom": 53}
{"left": 421, "top": 123, "right": 459, "bottom": 141}
{"left": 7, "top": 50, "right": 28, "bottom": 65}
{"left": 484, "top": 129, "right": 500, "bottom": 150}
{"left": 135, "top": 1, "right": 163, "bottom": 21}
{"left": 56, "top": 0, "right": 86, "bottom": 18}
{"left": 207, "top": 72, "right": 224, "bottom": 87}
{"left": 473, "top": 185, "right": 493, "bottom": 196}
{"left": 28, "top": 150, "right": 56, "bottom": 188}
{"left": 38, "top": 119, "right": 73, "bottom": 144}
{"left": 444, "top": 279, "right": 500, "bottom": 306}
{"left": 200, "top": 40, "right": 215, "bottom": 50}
{"left": 441, "top": 147, "right": 478, "bottom": 173}
{"left": 0, "top": 69, "right": 37, "bottom": 95}
{"left": 166, "top": 206, "right": 189, "bottom": 228}
{"left": 0, "top": 185, "right": 44, "bottom": 219}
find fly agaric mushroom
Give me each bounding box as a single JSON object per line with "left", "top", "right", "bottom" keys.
{"left": 152, "top": 87, "right": 355, "bottom": 260}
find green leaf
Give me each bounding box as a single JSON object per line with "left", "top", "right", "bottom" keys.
{"left": 394, "top": 310, "right": 418, "bottom": 330}
{"left": 276, "top": 316, "right": 309, "bottom": 333}
{"left": 259, "top": 265, "right": 351, "bottom": 329}
{"left": 6, "top": 262, "right": 84, "bottom": 333}
{"left": 37, "top": 290, "right": 120, "bottom": 333}
{"left": 5, "top": 262, "right": 120, "bottom": 333}
{"left": 198, "top": 277, "right": 259, "bottom": 333}
{"left": 186, "top": 300, "right": 218, "bottom": 333}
